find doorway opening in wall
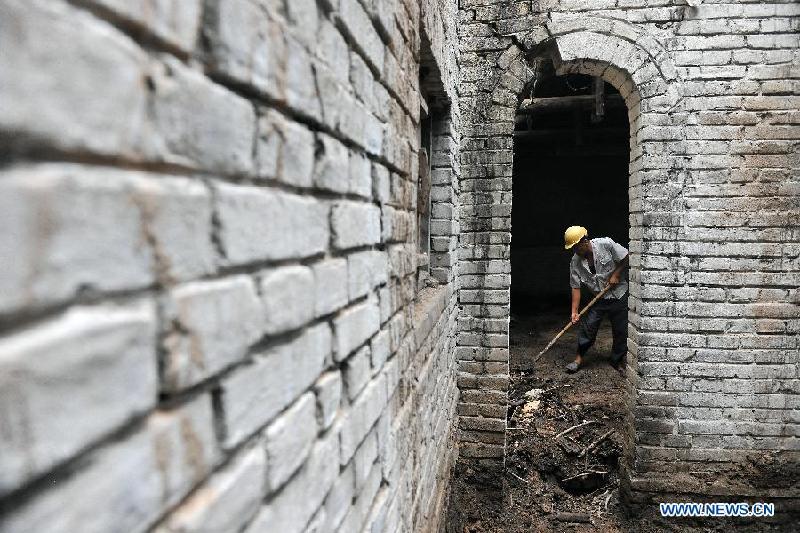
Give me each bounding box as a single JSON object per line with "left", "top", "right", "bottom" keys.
{"left": 501, "top": 59, "right": 638, "bottom": 530}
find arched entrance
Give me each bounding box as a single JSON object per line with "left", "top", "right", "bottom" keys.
{"left": 455, "top": 14, "right": 685, "bottom": 502}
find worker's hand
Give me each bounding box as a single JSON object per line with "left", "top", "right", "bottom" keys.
{"left": 571, "top": 312, "right": 580, "bottom": 324}
{"left": 608, "top": 272, "right": 620, "bottom": 287}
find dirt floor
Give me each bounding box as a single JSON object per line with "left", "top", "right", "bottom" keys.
{"left": 446, "top": 308, "right": 795, "bottom": 532}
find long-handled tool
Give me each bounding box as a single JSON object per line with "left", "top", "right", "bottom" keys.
{"left": 532, "top": 284, "right": 613, "bottom": 362}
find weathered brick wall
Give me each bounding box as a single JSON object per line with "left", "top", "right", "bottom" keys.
{"left": 0, "top": 0, "right": 463, "bottom": 531}
{"left": 457, "top": 0, "right": 799, "bottom": 504}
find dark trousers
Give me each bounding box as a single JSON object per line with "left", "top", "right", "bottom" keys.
{"left": 577, "top": 294, "right": 628, "bottom": 363}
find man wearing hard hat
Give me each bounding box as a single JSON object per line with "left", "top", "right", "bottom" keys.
{"left": 563, "top": 226, "right": 629, "bottom": 373}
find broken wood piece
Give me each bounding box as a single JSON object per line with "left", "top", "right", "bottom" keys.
{"left": 506, "top": 470, "right": 530, "bottom": 484}
{"left": 554, "top": 511, "right": 591, "bottom": 523}
{"left": 579, "top": 429, "right": 615, "bottom": 458}
{"left": 554, "top": 420, "right": 599, "bottom": 440}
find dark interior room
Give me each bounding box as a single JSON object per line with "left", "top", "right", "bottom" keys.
{"left": 511, "top": 66, "right": 630, "bottom": 314}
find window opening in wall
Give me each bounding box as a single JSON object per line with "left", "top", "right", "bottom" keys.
{"left": 419, "top": 95, "right": 433, "bottom": 263}
{"left": 506, "top": 59, "right": 633, "bottom": 509}
{"left": 417, "top": 31, "right": 454, "bottom": 290}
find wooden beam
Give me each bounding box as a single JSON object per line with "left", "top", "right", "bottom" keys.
{"left": 518, "top": 94, "right": 623, "bottom": 113}
{"left": 592, "top": 77, "right": 605, "bottom": 124}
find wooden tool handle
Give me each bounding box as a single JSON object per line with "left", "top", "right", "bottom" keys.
{"left": 532, "top": 284, "right": 613, "bottom": 362}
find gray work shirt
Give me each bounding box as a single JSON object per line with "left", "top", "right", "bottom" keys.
{"left": 569, "top": 237, "right": 629, "bottom": 300}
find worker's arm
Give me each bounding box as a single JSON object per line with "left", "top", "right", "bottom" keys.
{"left": 570, "top": 288, "right": 581, "bottom": 324}
{"left": 608, "top": 254, "right": 629, "bottom": 286}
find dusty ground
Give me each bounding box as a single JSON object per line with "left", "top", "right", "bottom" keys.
{"left": 446, "top": 308, "right": 795, "bottom": 532}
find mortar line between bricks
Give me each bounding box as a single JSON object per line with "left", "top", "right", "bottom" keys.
{"left": 201, "top": 71, "right": 415, "bottom": 179}
{"left": 0, "top": 245, "right": 405, "bottom": 336}
{"left": 64, "top": 0, "right": 194, "bottom": 60}
{"left": 0, "top": 145, "right": 404, "bottom": 206}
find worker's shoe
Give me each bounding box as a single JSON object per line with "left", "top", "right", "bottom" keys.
{"left": 610, "top": 357, "right": 626, "bottom": 374}
{"left": 565, "top": 361, "right": 580, "bottom": 373}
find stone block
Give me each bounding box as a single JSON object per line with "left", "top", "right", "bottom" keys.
{"left": 1, "top": 395, "right": 218, "bottom": 533}
{"left": 312, "top": 259, "right": 349, "bottom": 317}
{"left": 313, "top": 133, "right": 350, "bottom": 194}
{"left": 215, "top": 183, "right": 329, "bottom": 264}
{"left": 338, "top": 0, "right": 385, "bottom": 74}
{"left": 148, "top": 56, "right": 255, "bottom": 175}
{"left": 129, "top": 175, "right": 217, "bottom": 283}
{"left": 0, "top": 0, "right": 148, "bottom": 156}
{"left": 219, "top": 323, "right": 330, "bottom": 449}
{"left": 350, "top": 151, "right": 373, "bottom": 198}
{"left": 331, "top": 201, "right": 381, "bottom": 250}
{"left": 89, "top": 0, "right": 201, "bottom": 52}
{"left": 204, "top": 0, "right": 285, "bottom": 98}
{"left": 265, "top": 393, "right": 317, "bottom": 491}
{"left": 244, "top": 430, "right": 339, "bottom": 533}
{"left": 313, "top": 371, "right": 342, "bottom": 430}
{"left": 0, "top": 165, "right": 154, "bottom": 313}
{"left": 255, "top": 109, "right": 315, "bottom": 186}
{"left": 370, "top": 329, "right": 391, "bottom": 373}
{"left": 154, "top": 445, "right": 266, "bottom": 533}
{"left": 344, "top": 345, "right": 372, "bottom": 400}
{"left": 333, "top": 296, "right": 381, "bottom": 361}
{"left": 348, "top": 250, "right": 388, "bottom": 301}
{"left": 0, "top": 301, "right": 157, "bottom": 495}
{"left": 260, "top": 266, "right": 315, "bottom": 335}
{"left": 340, "top": 372, "right": 387, "bottom": 465}
{"left": 162, "top": 276, "right": 263, "bottom": 391}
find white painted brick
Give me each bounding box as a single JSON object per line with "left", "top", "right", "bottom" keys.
{"left": 336, "top": 459, "right": 382, "bottom": 533}
{"left": 219, "top": 323, "right": 330, "bottom": 449}
{"left": 349, "top": 151, "right": 373, "bottom": 198}
{"left": 0, "top": 0, "right": 148, "bottom": 156}
{"left": 372, "top": 163, "right": 391, "bottom": 203}
{"left": 344, "top": 345, "right": 372, "bottom": 400}
{"left": 353, "top": 430, "right": 379, "bottom": 492}
{"left": 256, "top": 109, "right": 315, "bottom": 187}
{"left": 162, "top": 276, "right": 263, "bottom": 392}
{"left": 285, "top": 36, "right": 321, "bottom": 117}
{"left": 312, "top": 259, "right": 349, "bottom": 317}
{"left": 264, "top": 393, "right": 317, "bottom": 491}
{"left": 370, "top": 329, "right": 391, "bottom": 373}
{"left": 260, "top": 266, "right": 315, "bottom": 335}
{"left": 0, "top": 301, "right": 157, "bottom": 495}
{"left": 348, "top": 250, "right": 384, "bottom": 300}
{"left": 340, "top": 372, "right": 387, "bottom": 465}
{"left": 313, "top": 371, "right": 342, "bottom": 430}
{"left": 0, "top": 165, "right": 153, "bottom": 313}
{"left": 1, "top": 395, "right": 218, "bottom": 533}
{"left": 316, "top": 19, "right": 349, "bottom": 84}
{"left": 89, "top": 0, "right": 201, "bottom": 52}
{"left": 130, "top": 175, "right": 216, "bottom": 283}
{"left": 215, "top": 183, "right": 329, "bottom": 264}
{"left": 244, "top": 429, "right": 339, "bottom": 533}
{"left": 331, "top": 201, "right": 381, "bottom": 250}
{"left": 154, "top": 445, "right": 266, "bottom": 533}
{"left": 338, "top": 0, "right": 385, "bottom": 73}
{"left": 205, "top": 0, "right": 285, "bottom": 98}
{"left": 313, "top": 133, "right": 350, "bottom": 194}
{"left": 333, "top": 295, "right": 381, "bottom": 361}
{"left": 322, "top": 463, "right": 355, "bottom": 532}
{"left": 148, "top": 57, "right": 255, "bottom": 175}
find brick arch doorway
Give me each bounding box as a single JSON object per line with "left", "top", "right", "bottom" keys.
{"left": 455, "top": 20, "right": 685, "bottom": 502}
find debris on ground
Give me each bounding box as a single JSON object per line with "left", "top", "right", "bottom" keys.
{"left": 446, "top": 309, "right": 796, "bottom": 532}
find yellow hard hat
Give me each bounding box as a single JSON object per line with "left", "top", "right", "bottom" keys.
{"left": 564, "top": 226, "right": 588, "bottom": 249}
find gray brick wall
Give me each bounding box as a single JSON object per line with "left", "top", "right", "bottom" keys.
{"left": 1, "top": 0, "right": 798, "bottom": 526}
{"left": 0, "top": 1, "right": 462, "bottom": 531}
{"left": 457, "top": 0, "right": 799, "bottom": 503}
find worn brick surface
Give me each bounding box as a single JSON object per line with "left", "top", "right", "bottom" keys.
{"left": 2, "top": 0, "right": 795, "bottom": 528}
